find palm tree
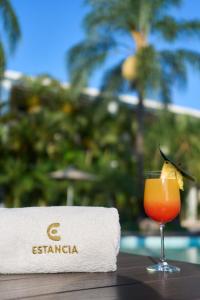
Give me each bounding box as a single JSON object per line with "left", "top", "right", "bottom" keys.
{"left": 0, "top": 0, "right": 21, "bottom": 79}
{"left": 67, "top": 0, "right": 200, "bottom": 204}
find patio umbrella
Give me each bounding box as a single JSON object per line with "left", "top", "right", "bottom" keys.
{"left": 50, "top": 167, "right": 97, "bottom": 206}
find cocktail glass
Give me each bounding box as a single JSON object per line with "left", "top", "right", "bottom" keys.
{"left": 144, "top": 171, "right": 181, "bottom": 272}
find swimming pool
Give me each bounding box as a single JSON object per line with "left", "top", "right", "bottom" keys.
{"left": 120, "top": 236, "right": 200, "bottom": 264}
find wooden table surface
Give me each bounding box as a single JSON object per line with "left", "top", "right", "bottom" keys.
{"left": 1, "top": 253, "right": 200, "bottom": 299}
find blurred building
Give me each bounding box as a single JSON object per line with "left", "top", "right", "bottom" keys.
{"left": 1, "top": 70, "right": 22, "bottom": 100}
{"left": 1, "top": 70, "right": 200, "bottom": 119}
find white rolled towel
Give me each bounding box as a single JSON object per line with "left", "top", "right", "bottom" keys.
{"left": 0, "top": 206, "right": 120, "bottom": 274}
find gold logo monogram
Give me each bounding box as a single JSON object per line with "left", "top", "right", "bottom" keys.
{"left": 47, "top": 223, "right": 61, "bottom": 241}
{"left": 32, "top": 222, "right": 78, "bottom": 255}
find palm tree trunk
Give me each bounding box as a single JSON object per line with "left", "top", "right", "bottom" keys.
{"left": 135, "top": 90, "right": 145, "bottom": 216}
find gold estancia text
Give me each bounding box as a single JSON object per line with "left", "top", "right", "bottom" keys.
{"left": 32, "top": 245, "right": 78, "bottom": 255}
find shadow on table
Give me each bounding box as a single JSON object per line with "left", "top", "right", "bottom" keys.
{"left": 116, "top": 263, "right": 173, "bottom": 300}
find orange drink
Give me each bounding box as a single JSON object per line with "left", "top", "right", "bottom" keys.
{"left": 144, "top": 149, "right": 194, "bottom": 272}
{"left": 144, "top": 178, "right": 180, "bottom": 223}
{"left": 143, "top": 171, "right": 181, "bottom": 272}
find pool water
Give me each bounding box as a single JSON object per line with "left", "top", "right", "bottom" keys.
{"left": 120, "top": 236, "right": 200, "bottom": 264}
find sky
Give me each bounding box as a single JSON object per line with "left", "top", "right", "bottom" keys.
{"left": 5, "top": 0, "right": 200, "bottom": 110}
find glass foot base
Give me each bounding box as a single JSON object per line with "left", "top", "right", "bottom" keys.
{"left": 147, "top": 262, "right": 180, "bottom": 273}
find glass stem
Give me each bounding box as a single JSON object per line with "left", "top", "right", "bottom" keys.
{"left": 160, "top": 223, "right": 166, "bottom": 264}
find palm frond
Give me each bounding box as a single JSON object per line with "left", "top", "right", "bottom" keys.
{"left": 176, "top": 49, "right": 200, "bottom": 71}
{"left": 159, "top": 0, "right": 181, "bottom": 6}
{"left": 160, "top": 48, "right": 200, "bottom": 79}
{"left": 158, "top": 48, "right": 200, "bottom": 102}
{"left": 159, "top": 70, "right": 172, "bottom": 104}
{"left": 136, "top": 45, "right": 161, "bottom": 94}
{"left": 0, "top": 0, "right": 21, "bottom": 51}
{"left": 0, "top": 41, "right": 6, "bottom": 79}
{"left": 159, "top": 49, "right": 187, "bottom": 88}
{"left": 151, "top": 0, "right": 181, "bottom": 14}
{"left": 67, "top": 36, "right": 116, "bottom": 92}
{"left": 84, "top": 0, "right": 162, "bottom": 34}
{"left": 100, "top": 61, "right": 127, "bottom": 96}
{"left": 154, "top": 16, "right": 200, "bottom": 41}
{"left": 83, "top": 0, "right": 136, "bottom": 33}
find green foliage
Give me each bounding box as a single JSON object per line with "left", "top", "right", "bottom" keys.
{"left": 144, "top": 111, "right": 200, "bottom": 183}
{"left": 0, "top": 42, "right": 6, "bottom": 78}
{"left": 0, "top": 77, "right": 137, "bottom": 220}
{"left": 0, "top": 76, "right": 200, "bottom": 231}
{"left": 135, "top": 45, "right": 161, "bottom": 93}
{"left": 154, "top": 16, "right": 200, "bottom": 41}
{"left": 68, "top": 35, "right": 116, "bottom": 95}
